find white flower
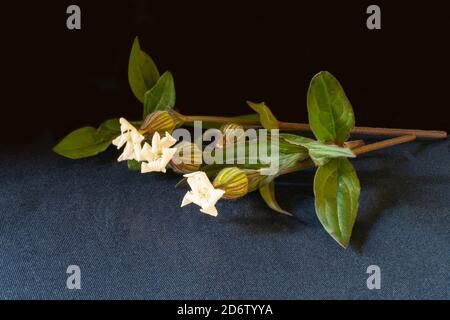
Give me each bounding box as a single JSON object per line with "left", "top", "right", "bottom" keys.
{"left": 112, "top": 118, "right": 145, "bottom": 162}
{"left": 140, "top": 131, "right": 177, "bottom": 173}
{"left": 181, "top": 171, "right": 225, "bottom": 217}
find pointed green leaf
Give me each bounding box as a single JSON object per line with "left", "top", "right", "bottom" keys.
{"left": 314, "top": 158, "right": 360, "bottom": 248}
{"left": 143, "top": 71, "right": 176, "bottom": 118}
{"left": 53, "top": 127, "right": 113, "bottom": 159}
{"left": 307, "top": 71, "right": 355, "bottom": 144}
{"left": 259, "top": 181, "right": 293, "bottom": 216}
{"left": 280, "top": 133, "right": 314, "bottom": 145}
{"left": 246, "top": 101, "right": 279, "bottom": 129}
{"left": 53, "top": 119, "right": 121, "bottom": 159}
{"left": 281, "top": 133, "right": 354, "bottom": 166}
{"left": 128, "top": 37, "right": 160, "bottom": 103}
{"left": 305, "top": 142, "right": 355, "bottom": 166}
{"left": 98, "top": 118, "right": 120, "bottom": 138}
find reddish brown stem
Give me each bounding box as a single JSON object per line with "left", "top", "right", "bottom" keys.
{"left": 352, "top": 135, "right": 417, "bottom": 155}
{"left": 279, "top": 135, "right": 417, "bottom": 176}
{"left": 344, "top": 140, "right": 365, "bottom": 149}
{"left": 278, "top": 121, "right": 447, "bottom": 139}
{"left": 181, "top": 113, "right": 447, "bottom": 139}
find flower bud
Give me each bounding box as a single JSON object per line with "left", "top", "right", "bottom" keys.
{"left": 213, "top": 167, "right": 248, "bottom": 200}
{"left": 140, "top": 111, "right": 179, "bottom": 135}
{"left": 217, "top": 123, "right": 246, "bottom": 148}
{"left": 169, "top": 141, "right": 202, "bottom": 174}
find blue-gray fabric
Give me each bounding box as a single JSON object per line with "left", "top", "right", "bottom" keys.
{"left": 0, "top": 136, "right": 449, "bottom": 299}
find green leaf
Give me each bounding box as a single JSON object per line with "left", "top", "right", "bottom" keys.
{"left": 301, "top": 142, "right": 355, "bottom": 167}
{"left": 281, "top": 133, "right": 354, "bottom": 166}
{"left": 53, "top": 127, "right": 113, "bottom": 159}
{"left": 280, "top": 133, "right": 314, "bottom": 145}
{"left": 128, "top": 37, "right": 160, "bottom": 103}
{"left": 255, "top": 153, "right": 308, "bottom": 179}
{"left": 314, "top": 158, "right": 360, "bottom": 248}
{"left": 246, "top": 101, "right": 279, "bottom": 129}
{"left": 184, "top": 114, "right": 260, "bottom": 129}
{"left": 279, "top": 134, "right": 312, "bottom": 156}
{"left": 259, "top": 181, "right": 293, "bottom": 216}
{"left": 307, "top": 71, "right": 355, "bottom": 144}
{"left": 127, "top": 160, "right": 141, "bottom": 171}
{"left": 98, "top": 118, "right": 120, "bottom": 138}
{"left": 278, "top": 153, "right": 307, "bottom": 170}
{"left": 306, "top": 142, "right": 355, "bottom": 166}
{"left": 278, "top": 140, "right": 308, "bottom": 155}
{"left": 53, "top": 118, "right": 121, "bottom": 159}
{"left": 143, "top": 71, "right": 176, "bottom": 118}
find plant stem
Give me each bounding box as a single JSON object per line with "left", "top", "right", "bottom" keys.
{"left": 352, "top": 135, "right": 417, "bottom": 155}
{"left": 279, "top": 135, "right": 417, "bottom": 176}
{"left": 278, "top": 140, "right": 366, "bottom": 176}
{"left": 182, "top": 115, "right": 260, "bottom": 126}
{"left": 278, "top": 121, "right": 447, "bottom": 139}
{"left": 180, "top": 114, "right": 447, "bottom": 139}
{"left": 344, "top": 140, "right": 365, "bottom": 149}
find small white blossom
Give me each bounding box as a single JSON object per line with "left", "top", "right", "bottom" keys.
{"left": 140, "top": 132, "right": 177, "bottom": 173}
{"left": 112, "top": 118, "right": 145, "bottom": 162}
{"left": 181, "top": 171, "right": 225, "bottom": 217}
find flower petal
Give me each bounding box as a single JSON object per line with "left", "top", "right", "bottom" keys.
{"left": 160, "top": 148, "right": 177, "bottom": 168}
{"left": 141, "top": 159, "right": 163, "bottom": 173}
{"left": 118, "top": 143, "right": 134, "bottom": 162}
{"left": 130, "top": 131, "right": 144, "bottom": 145}
{"left": 114, "top": 132, "right": 131, "bottom": 149}
{"left": 181, "top": 192, "right": 195, "bottom": 207}
{"left": 206, "top": 189, "right": 225, "bottom": 208}
{"left": 160, "top": 132, "right": 177, "bottom": 148}
{"left": 140, "top": 143, "right": 153, "bottom": 161}
{"left": 133, "top": 143, "right": 143, "bottom": 162}
{"left": 119, "top": 118, "right": 135, "bottom": 133}
{"left": 181, "top": 171, "right": 224, "bottom": 216}
{"left": 200, "top": 206, "right": 218, "bottom": 217}
{"left": 185, "top": 171, "right": 215, "bottom": 193}
{"left": 151, "top": 132, "right": 161, "bottom": 154}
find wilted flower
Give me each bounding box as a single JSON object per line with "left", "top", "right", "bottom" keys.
{"left": 112, "top": 118, "right": 145, "bottom": 162}
{"left": 213, "top": 167, "right": 248, "bottom": 199}
{"left": 181, "top": 171, "right": 225, "bottom": 217}
{"left": 140, "top": 132, "right": 177, "bottom": 173}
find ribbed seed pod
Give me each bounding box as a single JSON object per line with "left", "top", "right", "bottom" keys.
{"left": 169, "top": 141, "right": 202, "bottom": 174}
{"left": 140, "top": 111, "right": 178, "bottom": 135}
{"left": 213, "top": 167, "right": 248, "bottom": 200}
{"left": 247, "top": 172, "right": 266, "bottom": 192}
{"left": 217, "top": 123, "right": 246, "bottom": 148}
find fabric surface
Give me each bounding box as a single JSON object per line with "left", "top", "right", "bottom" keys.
{"left": 0, "top": 135, "right": 449, "bottom": 299}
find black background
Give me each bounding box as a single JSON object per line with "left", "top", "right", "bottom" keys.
{"left": 2, "top": 0, "right": 449, "bottom": 145}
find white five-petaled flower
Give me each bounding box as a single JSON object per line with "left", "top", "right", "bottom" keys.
{"left": 112, "top": 118, "right": 145, "bottom": 162}
{"left": 181, "top": 171, "right": 225, "bottom": 217}
{"left": 140, "top": 131, "right": 177, "bottom": 173}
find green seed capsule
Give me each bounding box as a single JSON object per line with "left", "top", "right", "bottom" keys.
{"left": 247, "top": 173, "right": 266, "bottom": 192}
{"left": 140, "top": 111, "right": 178, "bottom": 135}
{"left": 213, "top": 167, "right": 248, "bottom": 199}
{"left": 218, "top": 123, "right": 246, "bottom": 148}
{"left": 169, "top": 142, "right": 202, "bottom": 174}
